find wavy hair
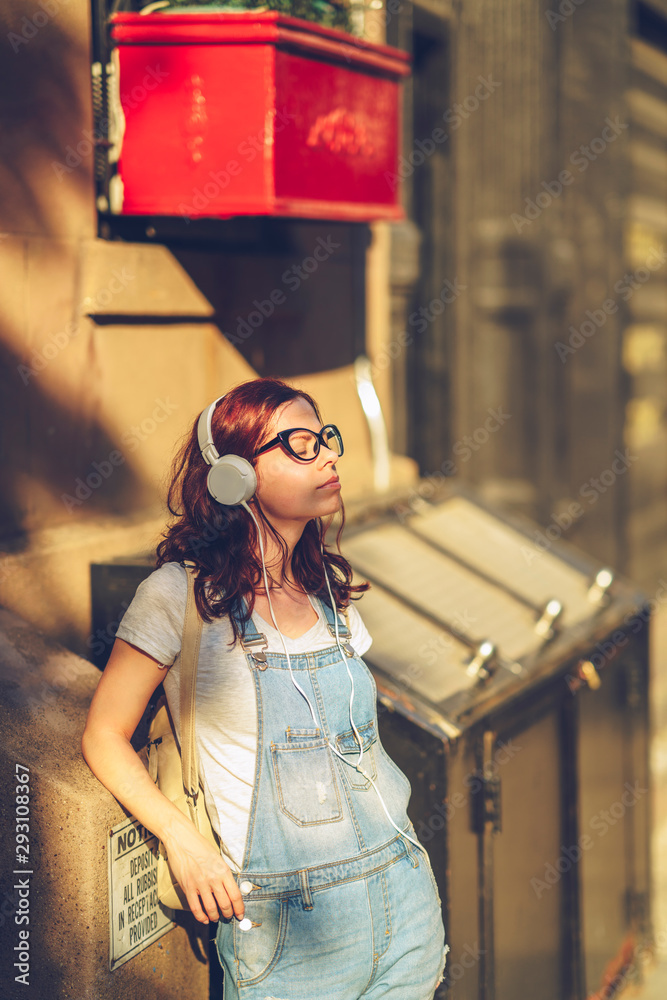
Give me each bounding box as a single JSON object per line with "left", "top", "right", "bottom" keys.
{"left": 156, "top": 377, "right": 369, "bottom": 642}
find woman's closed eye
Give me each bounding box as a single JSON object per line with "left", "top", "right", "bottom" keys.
{"left": 291, "top": 433, "right": 314, "bottom": 457}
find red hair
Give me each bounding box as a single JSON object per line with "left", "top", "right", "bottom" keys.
{"left": 156, "top": 377, "right": 369, "bottom": 642}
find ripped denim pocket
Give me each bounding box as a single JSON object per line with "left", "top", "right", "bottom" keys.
{"left": 271, "top": 735, "right": 343, "bottom": 826}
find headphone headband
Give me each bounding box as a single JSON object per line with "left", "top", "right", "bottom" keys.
{"left": 197, "top": 394, "right": 226, "bottom": 467}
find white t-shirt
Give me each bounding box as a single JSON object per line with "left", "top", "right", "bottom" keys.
{"left": 115, "top": 561, "right": 372, "bottom": 871}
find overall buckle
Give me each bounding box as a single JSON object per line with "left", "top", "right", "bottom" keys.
{"left": 241, "top": 634, "right": 269, "bottom": 669}
{"left": 327, "top": 623, "right": 355, "bottom": 656}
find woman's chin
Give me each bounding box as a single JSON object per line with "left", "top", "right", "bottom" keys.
{"left": 321, "top": 489, "right": 343, "bottom": 513}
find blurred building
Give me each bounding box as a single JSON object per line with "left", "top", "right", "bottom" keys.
{"left": 1, "top": 0, "right": 665, "bottom": 657}
{"left": 0, "top": 1, "right": 666, "bottom": 998}
{"left": 386, "top": 0, "right": 667, "bottom": 595}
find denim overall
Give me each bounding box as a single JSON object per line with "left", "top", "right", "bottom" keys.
{"left": 215, "top": 597, "right": 447, "bottom": 1000}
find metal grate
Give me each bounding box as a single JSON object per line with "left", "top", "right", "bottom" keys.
{"left": 353, "top": 582, "right": 475, "bottom": 704}
{"left": 407, "top": 497, "right": 595, "bottom": 627}
{"left": 343, "top": 492, "right": 623, "bottom": 718}
{"left": 346, "top": 521, "right": 543, "bottom": 662}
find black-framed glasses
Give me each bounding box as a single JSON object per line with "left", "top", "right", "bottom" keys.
{"left": 254, "top": 424, "right": 344, "bottom": 462}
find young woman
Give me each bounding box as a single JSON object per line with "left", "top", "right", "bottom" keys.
{"left": 82, "top": 377, "right": 447, "bottom": 999}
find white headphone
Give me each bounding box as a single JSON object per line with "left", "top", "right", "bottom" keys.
{"left": 197, "top": 395, "right": 257, "bottom": 505}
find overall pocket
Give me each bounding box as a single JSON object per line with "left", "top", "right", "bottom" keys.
{"left": 271, "top": 735, "right": 343, "bottom": 826}
{"left": 231, "top": 896, "right": 287, "bottom": 986}
{"left": 335, "top": 719, "right": 378, "bottom": 789}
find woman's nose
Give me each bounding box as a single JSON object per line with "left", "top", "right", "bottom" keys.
{"left": 319, "top": 446, "right": 338, "bottom": 465}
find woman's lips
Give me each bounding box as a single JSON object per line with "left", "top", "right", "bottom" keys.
{"left": 318, "top": 477, "right": 341, "bottom": 489}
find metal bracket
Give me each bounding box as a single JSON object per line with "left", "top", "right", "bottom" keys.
{"left": 466, "top": 640, "right": 497, "bottom": 682}
{"left": 534, "top": 598, "right": 563, "bottom": 639}
{"left": 472, "top": 772, "right": 502, "bottom": 834}
{"left": 624, "top": 661, "right": 644, "bottom": 710}
{"left": 587, "top": 567, "right": 614, "bottom": 606}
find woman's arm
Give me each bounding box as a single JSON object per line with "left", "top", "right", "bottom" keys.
{"left": 81, "top": 636, "right": 244, "bottom": 925}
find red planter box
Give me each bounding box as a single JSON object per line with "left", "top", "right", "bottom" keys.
{"left": 108, "top": 11, "right": 411, "bottom": 221}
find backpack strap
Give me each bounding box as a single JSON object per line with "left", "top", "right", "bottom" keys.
{"left": 179, "top": 563, "right": 205, "bottom": 824}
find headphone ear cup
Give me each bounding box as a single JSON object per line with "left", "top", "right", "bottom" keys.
{"left": 207, "top": 455, "right": 257, "bottom": 505}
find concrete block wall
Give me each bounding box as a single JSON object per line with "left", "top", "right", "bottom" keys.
{"left": 0, "top": 605, "right": 211, "bottom": 1000}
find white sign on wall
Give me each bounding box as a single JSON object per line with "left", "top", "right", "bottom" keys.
{"left": 108, "top": 816, "right": 174, "bottom": 970}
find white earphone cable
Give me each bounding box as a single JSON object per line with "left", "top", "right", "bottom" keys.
{"left": 241, "top": 501, "right": 319, "bottom": 730}
{"left": 241, "top": 501, "right": 424, "bottom": 854}
{"left": 318, "top": 551, "right": 424, "bottom": 851}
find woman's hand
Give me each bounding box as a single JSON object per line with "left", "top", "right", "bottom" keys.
{"left": 161, "top": 817, "right": 245, "bottom": 924}
{"left": 82, "top": 637, "right": 244, "bottom": 925}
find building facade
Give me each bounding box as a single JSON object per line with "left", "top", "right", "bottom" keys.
{"left": 0, "top": 0, "right": 665, "bottom": 663}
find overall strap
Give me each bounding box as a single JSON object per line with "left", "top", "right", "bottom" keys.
{"left": 232, "top": 594, "right": 352, "bottom": 664}
{"left": 234, "top": 596, "right": 269, "bottom": 665}
{"left": 316, "top": 595, "right": 352, "bottom": 641}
